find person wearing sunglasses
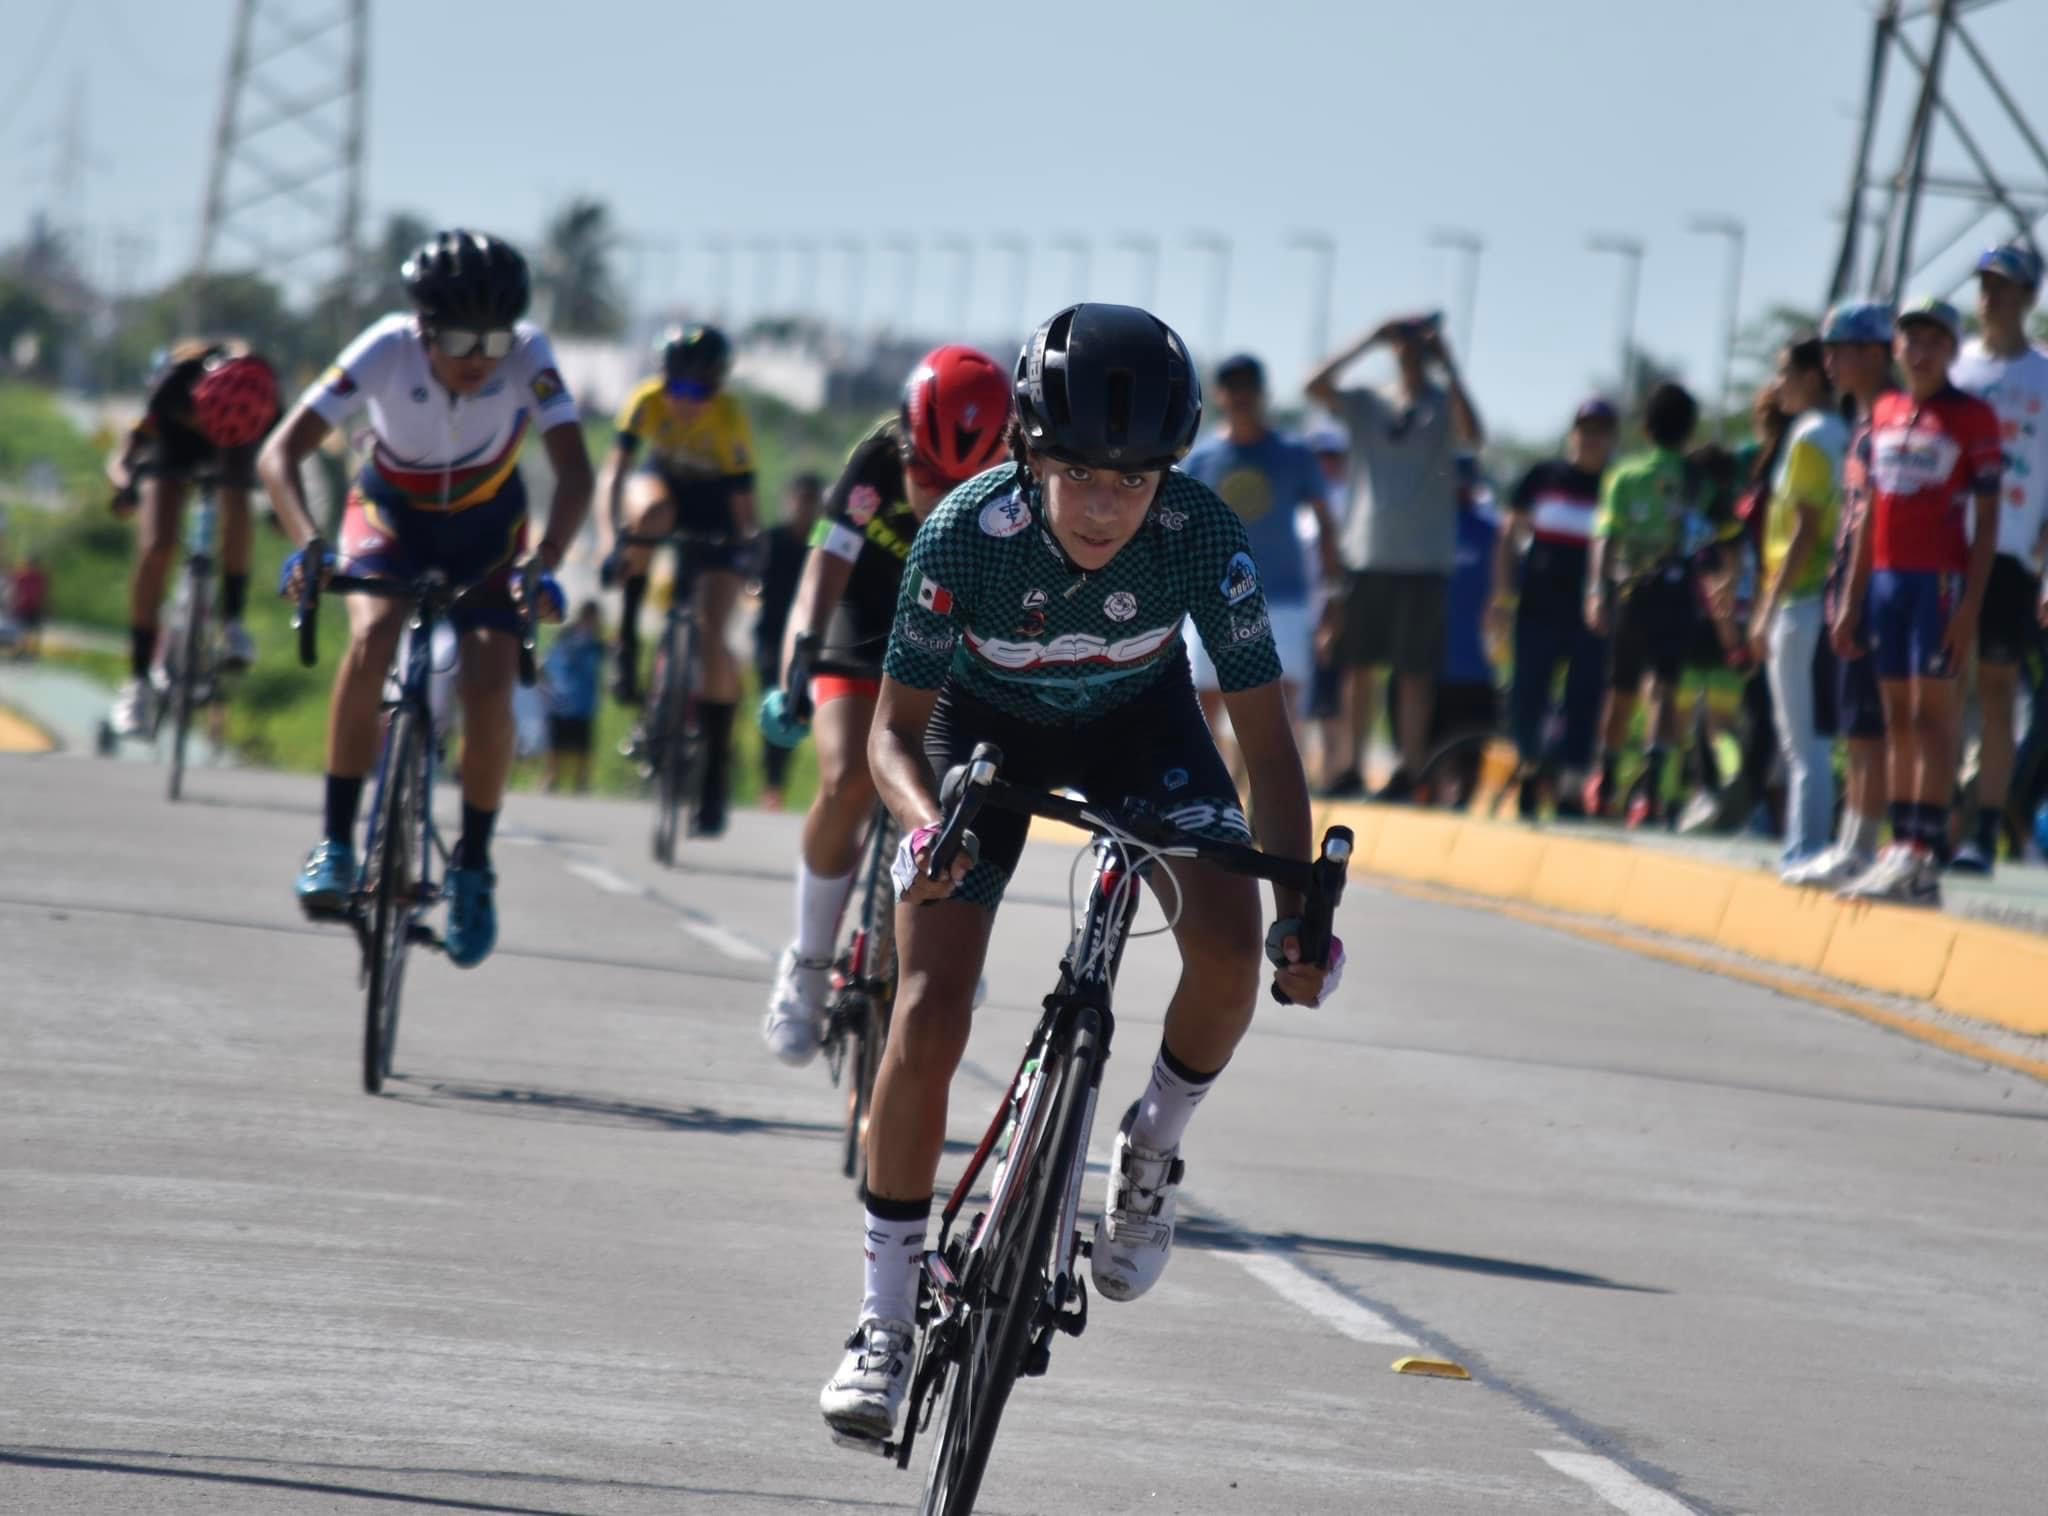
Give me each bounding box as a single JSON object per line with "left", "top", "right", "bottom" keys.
{"left": 259, "top": 229, "right": 593, "bottom": 968}
{"left": 597, "top": 324, "right": 757, "bottom": 837}
{"left": 755, "top": 344, "right": 1012, "bottom": 1066}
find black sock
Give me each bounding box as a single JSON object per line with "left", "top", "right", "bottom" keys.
{"left": 1643, "top": 746, "right": 1667, "bottom": 797}
{"left": 1915, "top": 804, "right": 1952, "bottom": 863}
{"left": 129, "top": 624, "right": 155, "bottom": 680}
{"left": 1601, "top": 751, "right": 1618, "bottom": 789}
{"left": 457, "top": 803, "right": 498, "bottom": 871}
{"left": 1889, "top": 800, "right": 1913, "bottom": 847}
{"left": 220, "top": 573, "right": 249, "bottom": 622}
{"left": 324, "top": 774, "right": 365, "bottom": 844}
{"left": 696, "top": 701, "right": 736, "bottom": 823}
{"left": 619, "top": 575, "right": 647, "bottom": 668}
{"left": 1975, "top": 807, "right": 2001, "bottom": 857}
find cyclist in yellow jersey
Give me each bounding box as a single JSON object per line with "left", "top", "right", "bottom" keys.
{"left": 598, "top": 324, "right": 756, "bottom": 835}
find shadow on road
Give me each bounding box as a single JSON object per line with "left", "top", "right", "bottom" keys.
{"left": 1175, "top": 1211, "right": 1664, "bottom": 1293}
{"left": 384, "top": 1075, "right": 845, "bottom": 1141}
{"left": 0, "top": 1445, "right": 900, "bottom": 1512}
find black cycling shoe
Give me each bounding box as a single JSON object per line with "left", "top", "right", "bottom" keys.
{"left": 1317, "top": 767, "right": 1365, "bottom": 800}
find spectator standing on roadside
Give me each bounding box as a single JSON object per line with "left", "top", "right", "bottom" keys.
{"left": 1750, "top": 338, "right": 1845, "bottom": 873}
{"left": 1181, "top": 355, "right": 1339, "bottom": 769}
{"left": 1305, "top": 312, "right": 1484, "bottom": 800}
{"left": 1301, "top": 423, "right": 1352, "bottom": 786}
{"left": 1491, "top": 397, "right": 1617, "bottom": 819}
{"left": 753, "top": 471, "right": 822, "bottom": 809}
{"left": 11, "top": 555, "right": 48, "bottom": 659}
{"left": 1431, "top": 454, "right": 1504, "bottom": 803}
{"left": 1948, "top": 244, "right": 2048, "bottom": 873}
{"left": 1585, "top": 382, "right": 1702, "bottom": 826}
{"left": 541, "top": 600, "right": 605, "bottom": 794}
{"left": 1787, "top": 301, "right": 1894, "bottom": 888}
{"left": 1835, "top": 297, "right": 2003, "bottom": 907}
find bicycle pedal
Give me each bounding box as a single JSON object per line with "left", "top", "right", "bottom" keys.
{"left": 1020, "top": 1334, "right": 1052, "bottom": 1378}
{"left": 408, "top": 923, "right": 442, "bottom": 947}
{"left": 827, "top": 1427, "right": 895, "bottom": 1458}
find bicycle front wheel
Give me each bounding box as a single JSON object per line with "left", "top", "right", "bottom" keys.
{"left": 166, "top": 585, "right": 205, "bottom": 802}
{"left": 918, "top": 1019, "right": 1099, "bottom": 1516}
{"left": 362, "top": 709, "right": 422, "bottom": 1094}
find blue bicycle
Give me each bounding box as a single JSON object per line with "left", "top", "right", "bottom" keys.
{"left": 294, "top": 565, "right": 538, "bottom": 1093}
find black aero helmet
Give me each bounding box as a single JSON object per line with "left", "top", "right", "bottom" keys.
{"left": 401, "top": 229, "right": 531, "bottom": 328}
{"left": 660, "top": 324, "right": 733, "bottom": 392}
{"left": 1014, "top": 303, "right": 1201, "bottom": 471}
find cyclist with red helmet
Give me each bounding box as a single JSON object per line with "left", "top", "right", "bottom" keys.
{"left": 757, "top": 345, "right": 1012, "bottom": 1063}
{"left": 260, "top": 229, "right": 592, "bottom": 968}
{"left": 104, "top": 340, "right": 281, "bottom": 736}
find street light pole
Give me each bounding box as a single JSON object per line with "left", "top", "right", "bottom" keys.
{"left": 992, "top": 233, "right": 1031, "bottom": 339}
{"left": 1286, "top": 230, "right": 1335, "bottom": 369}
{"left": 1688, "top": 214, "right": 1746, "bottom": 438}
{"left": 1587, "top": 233, "right": 1646, "bottom": 407}
{"left": 1116, "top": 233, "right": 1160, "bottom": 309}
{"left": 884, "top": 235, "right": 918, "bottom": 335}
{"left": 700, "top": 235, "right": 732, "bottom": 324}
{"left": 745, "top": 236, "right": 780, "bottom": 326}
{"left": 1186, "top": 230, "right": 1232, "bottom": 359}
{"left": 1428, "top": 227, "right": 1485, "bottom": 359}
{"left": 1052, "top": 235, "right": 1091, "bottom": 302}
{"left": 938, "top": 234, "right": 975, "bottom": 333}
{"left": 834, "top": 236, "right": 866, "bottom": 338}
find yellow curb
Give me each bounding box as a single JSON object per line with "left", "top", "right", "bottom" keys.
{"left": 0, "top": 703, "right": 55, "bottom": 754}
{"left": 1527, "top": 833, "right": 1632, "bottom": 918}
{"left": 1820, "top": 902, "right": 1958, "bottom": 1002}
{"left": 1717, "top": 876, "right": 1841, "bottom": 974}
{"left": 1611, "top": 850, "right": 1736, "bottom": 942}
{"left": 1935, "top": 928, "right": 2048, "bottom": 1034}
{"left": 1384, "top": 877, "right": 2048, "bottom": 1089}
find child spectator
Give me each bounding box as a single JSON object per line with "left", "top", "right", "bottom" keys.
{"left": 542, "top": 601, "right": 606, "bottom": 794}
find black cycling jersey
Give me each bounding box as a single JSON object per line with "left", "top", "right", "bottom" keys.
{"left": 812, "top": 419, "right": 922, "bottom": 676}
{"left": 1508, "top": 458, "right": 1603, "bottom": 618}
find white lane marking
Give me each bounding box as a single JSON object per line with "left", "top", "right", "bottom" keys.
{"left": 565, "top": 861, "right": 642, "bottom": 897}
{"left": 1535, "top": 1452, "right": 1696, "bottom": 1515}
{"left": 1227, "top": 1249, "right": 1418, "bottom": 1349}
{"left": 679, "top": 918, "right": 771, "bottom": 964}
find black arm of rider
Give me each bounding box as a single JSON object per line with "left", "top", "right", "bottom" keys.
{"left": 780, "top": 546, "right": 855, "bottom": 686}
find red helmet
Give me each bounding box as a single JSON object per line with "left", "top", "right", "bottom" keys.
{"left": 192, "top": 353, "right": 280, "bottom": 449}
{"left": 901, "top": 345, "right": 1011, "bottom": 489}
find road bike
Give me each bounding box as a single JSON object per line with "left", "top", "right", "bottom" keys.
{"left": 862, "top": 742, "right": 1352, "bottom": 1514}
{"left": 622, "top": 530, "right": 732, "bottom": 865}
{"left": 294, "top": 564, "right": 538, "bottom": 1094}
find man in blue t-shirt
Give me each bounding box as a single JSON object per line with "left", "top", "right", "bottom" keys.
{"left": 1180, "top": 353, "right": 1340, "bottom": 760}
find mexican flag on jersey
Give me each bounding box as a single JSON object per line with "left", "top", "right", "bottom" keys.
{"left": 914, "top": 572, "right": 954, "bottom": 615}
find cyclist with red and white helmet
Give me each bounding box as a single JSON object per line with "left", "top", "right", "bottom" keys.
{"left": 104, "top": 340, "right": 281, "bottom": 736}
{"left": 757, "top": 345, "right": 1012, "bottom": 1064}
{"left": 260, "top": 229, "right": 593, "bottom": 969}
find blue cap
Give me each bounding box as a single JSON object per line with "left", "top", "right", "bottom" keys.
{"left": 1573, "top": 395, "right": 1619, "bottom": 427}
{"left": 1976, "top": 242, "right": 2043, "bottom": 289}
{"left": 1215, "top": 353, "right": 1265, "bottom": 388}
{"left": 1897, "top": 295, "right": 1962, "bottom": 341}
{"left": 1822, "top": 300, "right": 1894, "bottom": 345}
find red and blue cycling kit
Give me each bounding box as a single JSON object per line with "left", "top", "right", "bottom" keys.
{"left": 1865, "top": 386, "right": 2002, "bottom": 679}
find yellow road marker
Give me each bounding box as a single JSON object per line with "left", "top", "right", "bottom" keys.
{"left": 0, "top": 704, "right": 54, "bottom": 754}
{"left": 1392, "top": 1356, "right": 1471, "bottom": 1379}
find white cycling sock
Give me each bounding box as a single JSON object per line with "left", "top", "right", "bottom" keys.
{"left": 860, "top": 1205, "right": 929, "bottom": 1326}
{"left": 1129, "top": 1044, "right": 1220, "bottom": 1154}
{"left": 796, "top": 863, "right": 855, "bottom": 961}
{"left": 1843, "top": 811, "right": 1883, "bottom": 862}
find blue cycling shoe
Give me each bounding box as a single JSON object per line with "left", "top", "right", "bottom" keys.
{"left": 443, "top": 865, "right": 498, "bottom": 968}
{"left": 296, "top": 839, "right": 357, "bottom": 917}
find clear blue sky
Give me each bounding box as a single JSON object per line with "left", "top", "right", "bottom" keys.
{"left": 7, "top": 0, "right": 2048, "bottom": 439}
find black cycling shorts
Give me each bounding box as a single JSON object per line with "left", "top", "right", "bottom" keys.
{"left": 636, "top": 461, "right": 752, "bottom": 571}
{"left": 923, "top": 660, "right": 1248, "bottom": 910}
{"left": 1608, "top": 573, "right": 1693, "bottom": 690}
{"left": 1981, "top": 554, "right": 2044, "bottom": 666}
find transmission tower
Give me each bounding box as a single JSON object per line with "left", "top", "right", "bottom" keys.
{"left": 188, "top": 0, "right": 368, "bottom": 333}
{"left": 1830, "top": 0, "right": 2048, "bottom": 305}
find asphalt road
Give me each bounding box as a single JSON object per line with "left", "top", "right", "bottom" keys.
{"left": 4, "top": 754, "right": 2046, "bottom": 1515}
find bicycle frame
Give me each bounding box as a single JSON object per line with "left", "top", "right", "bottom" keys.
{"left": 356, "top": 588, "right": 450, "bottom": 933}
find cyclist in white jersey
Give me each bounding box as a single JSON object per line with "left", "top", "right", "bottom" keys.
{"left": 260, "top": 230, "right": 593, "bottom": 967}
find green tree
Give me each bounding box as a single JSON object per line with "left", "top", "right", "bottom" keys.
{"left": 538, "top": 197, "right": 624, "bottom": 337}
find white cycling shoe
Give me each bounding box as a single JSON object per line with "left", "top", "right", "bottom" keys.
{"left": 820, "top": 1315, "right": 915, "bottom": 1446}
{"left": 762, "top": 945, "right": 832, "bottom": 1068}
{"left": 1091, "top": 1101, "right": 1184, "bottom": 1303}
{"left": 1782, "top": 845, "right": 1869, "bottom": 890}
{"left": 111, "top": 678, "right": 156, "bottom": 738}
{"left": 220, "top": 619, "right": 257, "bottom": 671}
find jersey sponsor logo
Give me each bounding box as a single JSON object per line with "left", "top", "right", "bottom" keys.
{"left": 864, "top": 515, "right": 911, "bottom": 560}
{"left": 1162, "top": 766, "right": 1189, "bottom": 791}
{"left": 965, "top": 622, "right": 1180, "bottom": 671}
{"left": 1164, "top": 800, "right": 1251, "bottom": 841}
{"left": 1871, "top": 426, "right": 1963, "bottom": 493}
{"left": 846, "top": 483, "right": 882, "bottom": 526}
{"left": 913, "top": 572, "right": 954, "bottom": 615}
{"left": 1229, "top": 608, "right": 1272, "bottom": 643}
{"left": 980, "top": 493, "right": 1031, "bottom": 538}
{"left": 1022, "top": 588, "right": 1049, "bottom": 611}
{"left": 322, "top": 365, "right": 356, "bottom": 397}
{"left": 1221, "top": 550, "right": 1260, "bottom": 605}
{"left": 1155, "top": 506, "right": 1187, "bottom": 531}
{"left": 1103, "top": 590, "right": 1137, "bottom": 622}
{"left": 897, "top": 620, "right": 957, "bottom": 654}
{"left": 530, "top": 367, "right": 565, "bottom": 405}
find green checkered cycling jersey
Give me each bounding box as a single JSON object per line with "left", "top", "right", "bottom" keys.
{"left": 883, "top": 464, "right": 1283, "bottom": 722}
{"left": 1594, "top": 446, "right": 1693, "bottom": 582}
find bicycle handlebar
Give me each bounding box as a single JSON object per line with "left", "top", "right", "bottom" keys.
{"left": 294, "top": 569, "right": 540, "bottom": 687}
{"left": 932, "top": 741, "right": 1353, "bottom": 1004}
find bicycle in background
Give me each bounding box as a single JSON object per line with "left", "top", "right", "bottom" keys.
{"left": 621, "top": 529, "right": 733, "bottom": 866}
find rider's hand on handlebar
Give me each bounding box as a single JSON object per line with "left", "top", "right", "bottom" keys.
{"left": 110, "top": 485, "right": 140, "bottom": 518}
{"left": 598, "top": 544, "right": 627, "bottom": 589}
{"left": 278, "top": 539, "right": 333, "bottom": 599}
{"left": 512, "top": 559, "right": 567, "bottom": 623}
{"left": 893, "top": 822, "right": 974, "bottom": 904}
{"left": 1266, "top": 919, "right": 1345, "bottom": 1007}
